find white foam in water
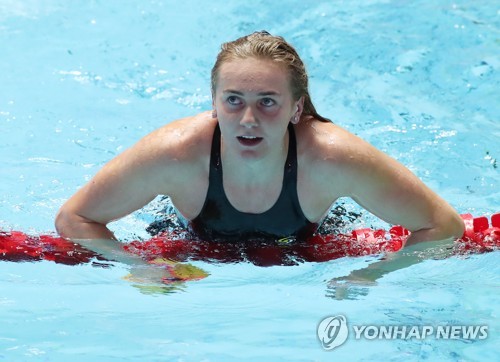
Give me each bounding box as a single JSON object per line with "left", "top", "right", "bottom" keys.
{"left": 0, "top": 0, "right": 498, "bottom": 360}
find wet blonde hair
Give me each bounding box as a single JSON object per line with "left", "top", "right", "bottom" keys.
{"left": 211, "top": 31, "right": 330, "bottom": 123}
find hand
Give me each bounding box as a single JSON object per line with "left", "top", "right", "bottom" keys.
{"left": 122, "top": 258, "right": 209, "bottom": 295}
{"left": 123, "top": 263, "right": 173, "bottom": 285}
{"left": 149, "top": 258, "right": 210, "bottom": 283}
{"left": 326, "top": 274, "right": 377, "bottom": 300}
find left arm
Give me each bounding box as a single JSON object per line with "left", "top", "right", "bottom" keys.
{"left": 313, "top": 126, "right": 464, "bottom": 297}
{"left": 327, "top": 238, "right": 454, "bottom": 300}
{"left": 332, "top": 130, "right": 464, "bottom": 246}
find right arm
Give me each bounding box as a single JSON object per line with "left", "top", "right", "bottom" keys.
{"left": 55, "top": 133, "right": 163, "bottom": 241}
{"left": 55, "top": 114, "right": 212, "bottom": 266}
{"left": 55, "top": 128, "right": 168, "bottom": 265}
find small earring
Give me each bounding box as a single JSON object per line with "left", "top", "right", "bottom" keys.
{"left": 212, "top": 109, "right": 217, "bottom": 119}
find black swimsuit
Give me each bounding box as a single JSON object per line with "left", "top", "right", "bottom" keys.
{"left": 188, "top": 123, "right": 318, "bottom": 241}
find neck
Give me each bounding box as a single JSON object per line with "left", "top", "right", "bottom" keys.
{"left": 220, "top": 131, "right": 289, "bottom": 187}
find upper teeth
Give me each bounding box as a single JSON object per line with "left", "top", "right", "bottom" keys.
{"left": 241, "top": 136, "right": 257, "bottom": 139}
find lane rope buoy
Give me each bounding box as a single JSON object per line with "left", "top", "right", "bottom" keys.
{"left": 1, "top": 213, "right": 499, "bottom": 270}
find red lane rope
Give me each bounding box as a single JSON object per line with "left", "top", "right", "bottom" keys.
{"left": 1, "top": 213, "right": 499, "bottom": 266}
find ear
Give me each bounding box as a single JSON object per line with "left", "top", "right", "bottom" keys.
{"left": 291, "top": 96, "right": 305, "bottom": 124}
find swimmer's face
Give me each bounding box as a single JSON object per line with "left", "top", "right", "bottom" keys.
{"left": 213, "top": 57, "right": 303, "bottom": 159}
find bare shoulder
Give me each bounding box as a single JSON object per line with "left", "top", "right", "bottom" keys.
{"left": 295, "top": 118, "right": 386, "bottom": 211}
{"left": 296, "top": 117, "right": 419, "bottom": 197}
{"left": 138, "top": 111, "right": 216, "bottom": 163}
{"left": 111, "top": 111, "right": 216, "bottom": 198}
{"left": 295, "top": 118, "right": 372, "bottom": 171}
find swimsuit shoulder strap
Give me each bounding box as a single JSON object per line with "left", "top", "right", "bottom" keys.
{"left": 279, "top": 123, "right": 301, "bottom": 208}
{"left": 210, "top": 122, "right": 222, "bottom": 172}
{"left": 285, "top": 123, "right": 297, "bottom": 176}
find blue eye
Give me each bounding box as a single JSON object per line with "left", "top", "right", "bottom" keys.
{"left": 260, "top": 98, "right": 276, "bottom": 107}
{"left": 227, "top": 96, "right": 241, "bottom": 105}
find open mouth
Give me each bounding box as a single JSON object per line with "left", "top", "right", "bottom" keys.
{"left": 237, "top": 135, "right": 263, "bottom": 147}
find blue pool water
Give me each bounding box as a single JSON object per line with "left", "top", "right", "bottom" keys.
{"left": 0, "top": 0, "right": 499, "bottom": 361}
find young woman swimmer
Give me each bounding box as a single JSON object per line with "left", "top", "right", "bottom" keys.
{"left": 55, "top": 32, "right": 464, "bottom": 284}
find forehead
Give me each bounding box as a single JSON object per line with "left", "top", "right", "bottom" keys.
{"left": 216, "top": 58, "right": 291, "bottom": 94}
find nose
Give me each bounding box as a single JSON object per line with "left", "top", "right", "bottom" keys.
{"left": 240, "top": 106, "right": 258, "bottom": 128}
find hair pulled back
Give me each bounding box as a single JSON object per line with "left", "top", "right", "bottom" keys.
{"left": 211, "top": 31, "right": 330, "bottom": 123}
